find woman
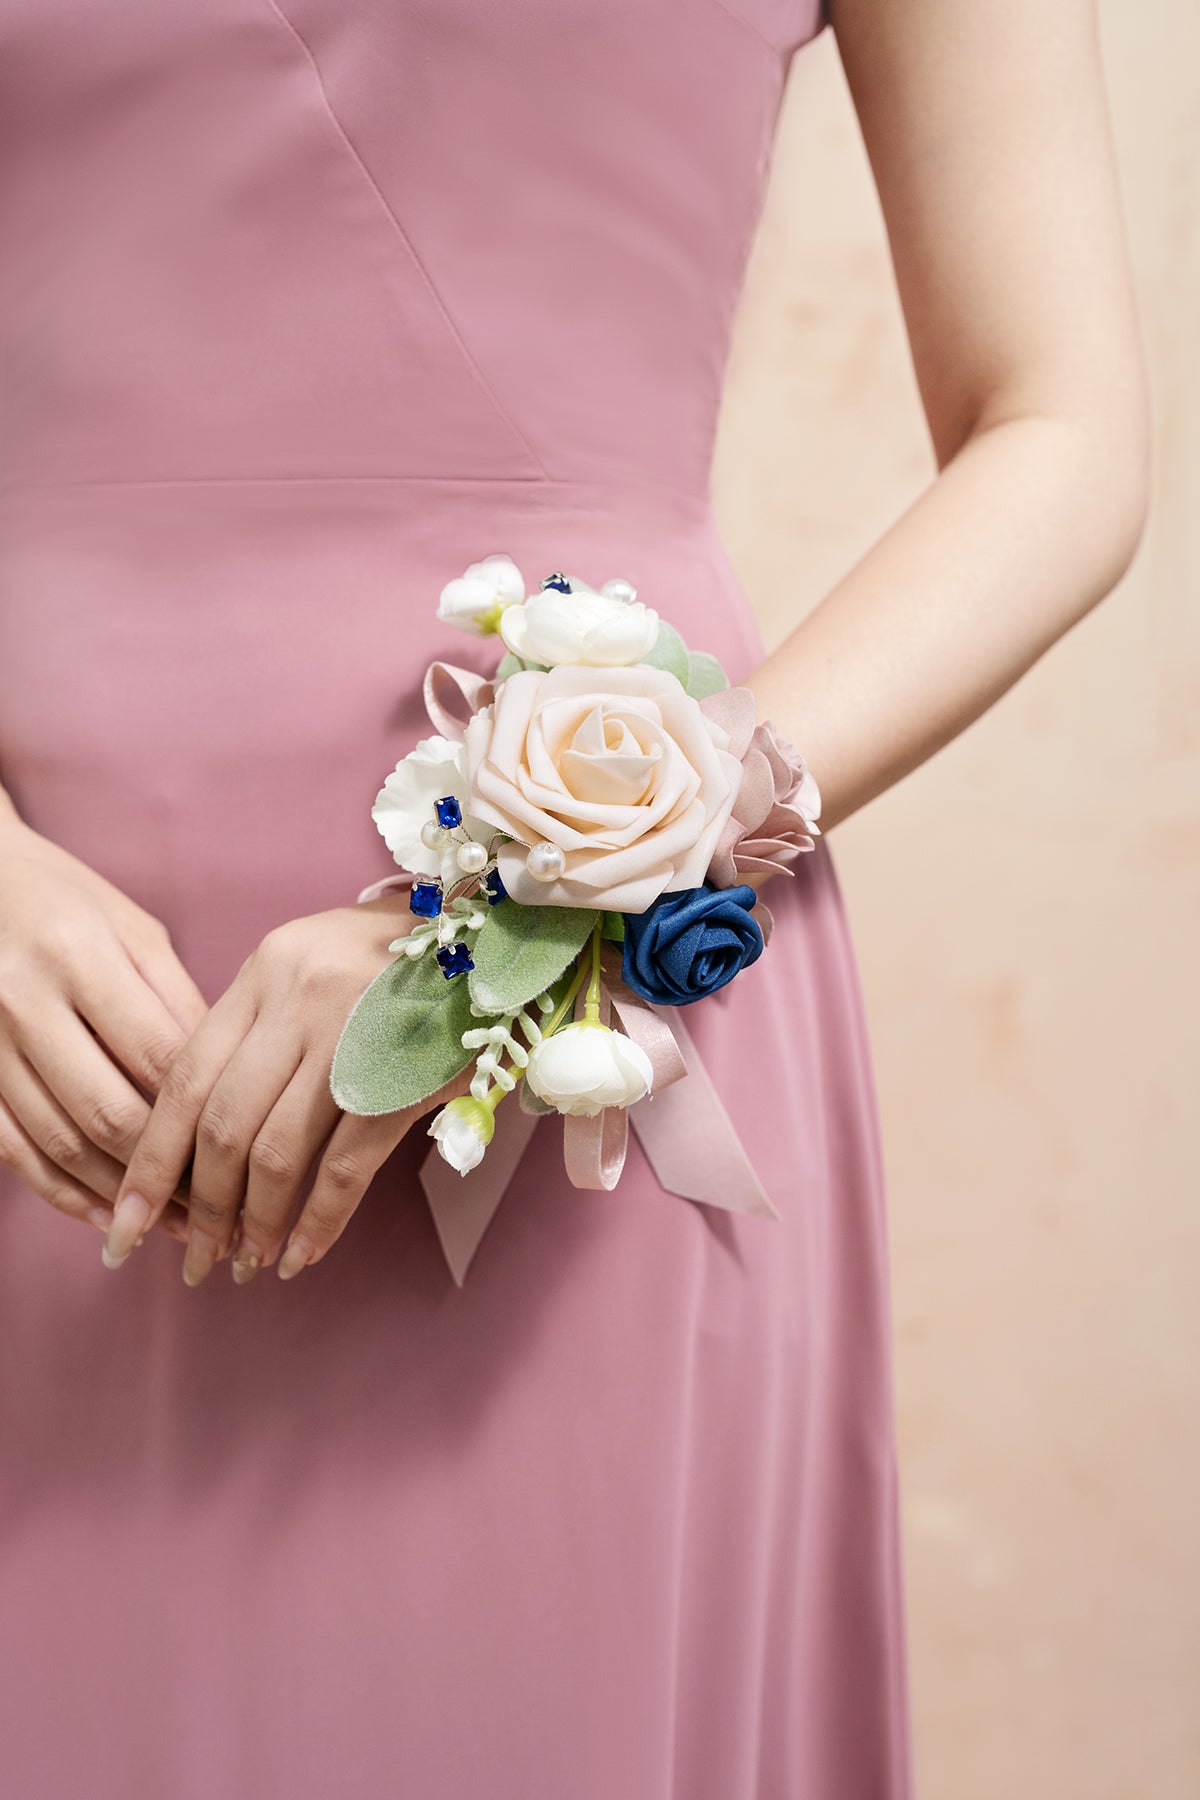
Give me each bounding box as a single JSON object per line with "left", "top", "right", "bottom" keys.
{"left": 0, "top": 0, "right": 1148, "bottom": 1795}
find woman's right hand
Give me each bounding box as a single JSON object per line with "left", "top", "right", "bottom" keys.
{"left": 0, "top": 812, "right": 209, "bottom": 1246}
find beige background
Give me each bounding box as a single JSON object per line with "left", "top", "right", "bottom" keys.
{"left": 713, "top": 7, "right": 1198, "bottom": 1797}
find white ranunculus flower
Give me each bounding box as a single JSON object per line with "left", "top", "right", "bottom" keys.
{"left": 524, "top": 1022, "right": 653, "bottom": 1118}
{"left": 371, "top": 734, "right": 493, "bottom": 884}
{"left": 437, "top": 554, "right": 526, "bottom": 636}
{"left": 428, "top": 1097, "right": 496, "bottom": 1176}
{"left": 498, "top": 583, "right": 659, "bottom": 668}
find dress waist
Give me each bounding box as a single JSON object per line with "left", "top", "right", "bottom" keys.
{"left": 0, "top": 473, "right": 770, "bottom": 972}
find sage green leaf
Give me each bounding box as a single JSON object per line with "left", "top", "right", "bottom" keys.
{"left": 685, "top": 650, "right": 730, "bottom": 698}
{"left": 330, "top": 950, "right": 477, "bottom": 1116}
{"left": 638, "top": 620, "right": 689, "bottom": 685}
{"left": 600, "top": 910, "right": 626, "bottom": 944}
{"left": 494, "top": 651, "right": 523, "bottom": 680}
{"left": 468, "top": 898, "right": 597, "bottom": 1015}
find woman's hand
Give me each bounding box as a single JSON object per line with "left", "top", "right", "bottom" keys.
{"left": 0, "top": 815, "right": 207, "bottom": 1244}
{"left": 105, "top": 896, "right": 464, "bottom": 1286}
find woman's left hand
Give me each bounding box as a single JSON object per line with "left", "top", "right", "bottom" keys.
{"left": 102, "top": 897, "right": 461, "bottom": 1286}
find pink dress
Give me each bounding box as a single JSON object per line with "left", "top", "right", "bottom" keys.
{"left": 0, "top": 0, "right": 913, "bottom": 1793}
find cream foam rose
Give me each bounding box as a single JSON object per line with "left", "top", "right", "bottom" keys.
{"left": 463, "top": 664, "right": 743, "bottom": 912}
{"left": 499, "top": 581, "right": 659, "bottom": 668}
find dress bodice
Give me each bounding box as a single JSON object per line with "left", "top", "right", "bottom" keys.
{"left": 0, "top": 0, "right": 826, "bottom": 500}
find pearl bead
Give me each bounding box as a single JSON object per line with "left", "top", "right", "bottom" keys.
{"left": 420, "top": 819, "right": 450, "bottom": 850}
{"left": 455, "top": 840, "right": 489, "bottom": 875}
{"left": 600, "top": 576, "right": 637, "bottom": 605}
{"left": 526, "top": 841, "right": 566, "bottom": 883}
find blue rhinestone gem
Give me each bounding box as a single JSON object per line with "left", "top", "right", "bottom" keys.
{"left": 434, "top": 795, "right": 463, "bottom": 830}
{"left": 483, "top": 869, "right": 506, "bottom": 906}
{"left": 540, "top": 572, "right": 572, "bottom": 594}
{"left": 409, "top": 881, "right": 443, "bottom": 918}
{"left": 435, "top": 942, "right": 475, "bottom": 979}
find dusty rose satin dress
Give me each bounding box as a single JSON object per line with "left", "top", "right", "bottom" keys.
{"left": 0, "top": 0, "right": 913, "bottom": 1793}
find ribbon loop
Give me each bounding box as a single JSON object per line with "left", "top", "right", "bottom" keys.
{"left": 423, "top": 661, "right": 495, "bottom": 742}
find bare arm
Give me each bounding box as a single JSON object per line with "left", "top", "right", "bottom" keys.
{"left": 0, "top": 782, "right": 23, "bottom": 837}
{"left": 746, "top": 0, "right": 1152, "bottom": 829}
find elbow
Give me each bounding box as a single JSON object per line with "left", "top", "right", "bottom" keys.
{"left": 970, "top": 367, "right": 1154, "bottom": 603}
{"left": 1086, "top": 383, "right": 1154, "bottom": 595}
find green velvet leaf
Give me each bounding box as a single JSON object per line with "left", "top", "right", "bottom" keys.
{"left": 638, "top": 620, "right": 689, "bottom": 685}
{"left": 599, "top": 910, "right": 626, "bottom": 944}
{"left": 330, "top": 949, "right": 477, "bottom": 1116}
{"left": 685, "top": 649, "right": 730, "bottom": 697}
{"left": 468, "top": 898, "right": 597, "bottom": 1016}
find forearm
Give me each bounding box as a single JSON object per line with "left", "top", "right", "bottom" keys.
{"left": 745, "top": 411, "right": 1150, "bottom": 832}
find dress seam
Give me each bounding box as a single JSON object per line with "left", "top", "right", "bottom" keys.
{"left": 704, "top": 0, "right": 782, "bottom": 55}
{"left": 262, "top": 0, "right": 555, "bottom": 484}
{"left": 0, "top": 472, "right": 715, "bottom": 507}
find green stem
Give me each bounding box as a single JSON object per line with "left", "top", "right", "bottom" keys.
{"left": 541, "top": 948, "right": 592, "bottom": 1041}
{"left": 583, "top": 919, "right": 603, "bottom": 1025}
{"left": 478, "top": 1080, "right": 507, "bottom": 1115}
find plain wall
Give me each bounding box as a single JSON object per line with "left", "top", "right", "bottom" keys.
{"left": 712, "top": 7, "right": 1198, "bottom": 1796}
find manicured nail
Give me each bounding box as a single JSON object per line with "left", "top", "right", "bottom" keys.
{"left": 277, "top": 1242, "right": 310, "bottom": 1281}
{"left": 102, "top": 1192, "right": 152, "bottom": 1269}
{"left": 231, "top": 1250, "right": 262, "bottom": 1286}
{"left": 182, "top": 1228, "right": 220, "bottom": 1288}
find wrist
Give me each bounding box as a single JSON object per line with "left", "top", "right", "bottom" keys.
{"left": 705, "top": 691, "right": 823, "bottom": 888}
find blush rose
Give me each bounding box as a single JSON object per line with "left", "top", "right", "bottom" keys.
{"left": 463, "top": 664, "right": 743, "bottom": 912}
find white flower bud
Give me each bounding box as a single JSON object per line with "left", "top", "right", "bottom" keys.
{"left": 428, "top": 1096, "right": 496, "bottom": 1176}
{"left": 437, "top": 554, "right": 526, "bottom": 636}
{"left": 524, "top": 1022, "right": 653, "bottom": 1118}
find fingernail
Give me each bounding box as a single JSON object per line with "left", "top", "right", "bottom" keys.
{"left": 102, "top": 1192, "right": 152, "bottom": 1269}
{"left": 277, "top": 1242, "right": 310, "bottom": 1281}
{"left": 231, "top": 1250, "right": 262, "bottom": 1286}
{"left": 182, "top": 1228, "right": 220, "bottom": 1288}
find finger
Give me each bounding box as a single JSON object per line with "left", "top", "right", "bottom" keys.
{"left": 0, "top": 1074, "right": 190, "bottom": 1241}
{"left": 230, "top": 1054, "right": 342, "bottom": 1284}
{"left": 0, "top": 1091, "right": 118, "bottom": 1234}
{"left": 121, "top": 924, "right": 210, "bottom": 1036}
{"left": 181, "top": 1019, "right": 305, "bottom": 1288}
{"left": 274, "top": 1107, "right": 417, "bottom": 1281}
{"left": 22, "top": 993, "right": 160, "bottom": 1168}
{"left": 104, "top": 992, "right": 254, "bottom": 1271}
{"left": 0, "top": 1040, "right": 130, "bottom": 1200}
{"left": 273, "top": 1065, "right": 478, "bottom": 1281}
{"left": 72, "top": 943, "right": 203, "bottom": 1097}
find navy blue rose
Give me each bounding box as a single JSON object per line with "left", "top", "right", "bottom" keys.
{"left": 621, "top": 883, "right": 763, "bottom": 1006}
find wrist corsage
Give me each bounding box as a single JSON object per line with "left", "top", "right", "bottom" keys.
{"left": 332, "top": 555, "right": 821, "bottom": 1284}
